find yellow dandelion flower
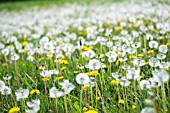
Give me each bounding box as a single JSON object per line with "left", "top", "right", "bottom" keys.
{"left": 82, "top": 85, "right": 90, "bottom": 90}
{"left": 85, "top": 72, "right": 91, "bottom": 76}
{"left": 116, "top": 60, "right": 119, "bottom": 66}
{"left": 81, "top": 46, "right": 93, "bottom": 51}
{"left": 78, "top": 31, "right": 83, "bottom": 35}
{"left": 22, "top": 41, "right": 28, "bottom": 46}
{"left": 8, "top": 107, "right": 20, "bottom": 113}
{"left": 145, "top": 62, "right": 149, "bottom": 65}
{"left": 129, "top": 55, "right": 137, "bottom": 59}
{"left": 30, "top": 89, "right": 40, "bottom": 95}
{"left": 117, "top": 26, "right": 123, "bottom": 30}
{"left": 39, "top": 66, "right": 46, "bottom": 70}
{"left": 46, "top": 51, "right": 52, "bottom": 55}
{"left": 59, "top": 55, "right": 65, "bottom": 59}
{"left": 89, "top": 70, "right": 99, "bottom": 76}
{"left": 60, "top": 60, "right": 69, "bottom": 64}
{"left": 60, "top": 66, "right": 66, "bottom": 71}
{"left": 132, "top": 105, "right": 136, "bottom": 109}
{"left": 96, "top": 96, "right": 100, "bottom": 101}
{"left": 165, "top": 68, "right": 169, "bottom": 71}
{"left": 138, "top": 54, "right": 144, "bottom": 57}
{"left": 147, "top": 50, "right": 154, "bottom": 54}
{"left": 56, "top": 76, "right": 64, "bottom": 80}
{"left": 83, "top": 107, "right": 88, "bottom": 111}
{"left": 85, "top": 110, "right": 98, "bottom": 113}
{"left": 111, "top": 79, "right": 119, "bottom": 85}
{"left": 140, "top": 75, "right": 144, "bottom": 79}
{"left": 39, "top": 57, "right": 45, "bottom": 61}
{"left": 42, "top": 77, "right": 50, "bottom": 81}
{"left": 118, "top": 99, "right": 125, "bottom": 104}
{"left": 166, "top": 42, "right": 170, "bottom": 47}
{"left": 49, "top": 35, "right": 55, "bottom": 40}
{"left": 74, "top": 71, "right": 80, "bottom": 74}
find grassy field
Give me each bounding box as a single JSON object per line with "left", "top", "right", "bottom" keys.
{"left": 0, "top": 0, "right": 170, "bottom": 113}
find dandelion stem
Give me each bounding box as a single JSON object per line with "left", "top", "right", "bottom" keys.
{"left": 95, "top": 78, "right": 107, "bottom": 113}
{"left": 1, "top": 93, "right": 4, "bottom": 113}
{"left": 161, "top": 83, "right": 167, "bottom": 112}
{"left": 80, "top": 87, "right": 83, "bottom": 113}
{"left": 55, "top": 98, "right": 58, "bottom": 113}
{"left": 44, "top": 80, "right": 48, "bottom": 102}
{"left": 90, "top": 86, "right": 93, "bottom": 108}
{"left": 133, "top": 80, "right": 137, "bottom": 106}
{"left": 68, "top": 94, "right": 73, "bottom": 110}
{"left": 64, "top": 95, "right": 68, "bottom": 113}
{"left": 14, "top": 60, "right": 20, "bottom": 88}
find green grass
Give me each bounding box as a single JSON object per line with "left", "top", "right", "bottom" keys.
{"left": 0, "top": 0, "right": 126, "bottom": 11}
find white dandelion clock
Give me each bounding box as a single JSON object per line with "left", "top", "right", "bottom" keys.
{"left": 49, "top": 87, "right": 63, "bottom": 98}
{"left": 0, "top": 80, "right": 5, "bottom": 92}
{"left": 88, "top": 59, "right": 101, "bottom": 70}
{"left": 126, "top": 68, "right": 140, "bottom": 80}
{"left": 40, "top": 70, "right": 51, "bottom": 78}
{"left": 15, "top": 88, "right": 29, "bottom": 101}
{"left": 106, "top": 51, "right": 117, "bottom": 58}
{"left": 149, "top": 41, "right": 158, "bottom": 49}
{"left": 159, "top": 45, "right": 168, "bottom": 53}
{"left": 11, "top": 54, "right": 19, "bottom": 60}
{"left": 148, "top": 57, "right": 160, "bottom": 67}
{"left": 140, "top": 80, "right": 151, "bottom": 90}
{"left": 140, "top": 107, "right": 155, "bottom": 113}
{"left": 1, "top": 86, "right": 11, "bottom": 95}
{"left": 119, "top": 77, "right": 130, "bottom": 87}
{"left": 76, "top": 73, "right": 90, "bottom": 85}
{"left": 82, "top": 50, "right": 95, "bottom": 58}
{"left": 59, "top": 80, "right": 75, "bottom": 94}
{"left": 153, "top": 69, "right": 169, "bottom": 83}
{"left": 26, "top": 99, "right": 40, "bottom": 113}
{"left": 148, "top": 78, "right": 161, "bottom": 88}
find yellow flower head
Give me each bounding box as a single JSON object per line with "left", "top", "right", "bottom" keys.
{"left": 96, "top": 96, "right": 100, "bottom": 101}
{"left": 74, "top": 71, "right": 80, "bottom": 74}
{"left": 129, "top": 55, "right": 137, "bottom": 59}
{"left": 89, "top": 70, "right": 99, "bottom": 76}
{"left": 132, "top": 105, "right": 136, "bottom": 109}
{"left": 60, "top": 66, "right": 67, "bottom": 71}
{"left": 22, "top": 41, "right": 28, "bottom": 46}
{"left": 166, "top": 42, "right": 170, "bottom": 47}
{"left": 81, "top": 46, "right": 93, "bottom": 51}
{"left": 82, "top": 85, "right": 90, "bottom": 90}
{"left": 85, "top": 110, "right": 98, "bottom": 113}
{"left": 56, "top": 76, "right": 64, "bottom": 80}
{"left": 8, "top": 107, "right": 20, "bottom": 113}
{"left": 30, "top": 89, "right": 40, "bottom": 95}
{"left": 83, "top": 107, "right": 88, "bottom": 111}
{"left": 60, "top": 60, "right": 69, "bottom": 65}
{"left": 46, "top": 51, "right": 52, "bottom": 55}
{"left": 39, "top": 66, "right": 46, "bottom": 70}
{"left": 117, "top": 26, "right": 123, "bottom": 30}
{"left": 39, "top": 57, "right": 45, "bottom": 61}
{"left": 138, "top": 54, "right": 144, "bottom": 57}
{"left": 116, "top": 60, "right": 119, "bottom": 66}
{"left": 118, "top": 99, "right": 125, "bottom": 104}
{"left": 42, "top": 77, "right": 50, "bottom": 81}
{"left": 111, "top": 79, "right": 119, "bottom": 85}
{"left": 148, "top": 50, "right": 154, "bottom": 54}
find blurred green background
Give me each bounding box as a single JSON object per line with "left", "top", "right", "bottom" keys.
{"left": 0, "top": 0, "right": 169, "bottom": 11}
{"left": 0, "top": 0, "right": 125, "bottom": 11}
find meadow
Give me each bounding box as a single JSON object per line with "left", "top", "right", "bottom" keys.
{"left": 0, "top": 0, "right": 170, "bottom": 113}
